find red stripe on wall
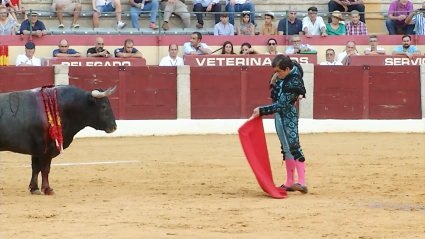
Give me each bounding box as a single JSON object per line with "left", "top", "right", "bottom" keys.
{"left": 1, "top": 35, "right": 423, "bottom": 47}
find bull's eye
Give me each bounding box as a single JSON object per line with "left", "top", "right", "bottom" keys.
{"left": 102, "top": 105, "right": 107, "bottom": 111}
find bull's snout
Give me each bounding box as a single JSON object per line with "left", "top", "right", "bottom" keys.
{"left": 106, "top": 125, "right": 117, "bottom": 134}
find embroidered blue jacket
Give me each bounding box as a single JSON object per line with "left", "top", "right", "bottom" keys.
{"left": 259, "top": 65, "right": 306, "bottom": 116}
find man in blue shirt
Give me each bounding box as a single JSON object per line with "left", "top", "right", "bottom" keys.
{"left": 392, "top": 35, "right": 421, "bottom": 60}
{"left": 277, "top": 6, "right": 303, "bottom": 36}
{"left": 114, "top": 39, "right": 143, "bottom": 58}
{"left": 183, "top": 31, "right": 212, "bottom": 55}
{"left": 52, "top": 39, "right": 81, "bottom": 57}
{"left": 19, "top": 12, "right": 47, "bottom": 37}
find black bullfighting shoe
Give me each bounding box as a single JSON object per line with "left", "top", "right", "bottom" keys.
{"left": 290, "top": 183, "right": 308, "bottom": 194}
{"left": 280, "top": 184, "right": 295, "bottom": 192}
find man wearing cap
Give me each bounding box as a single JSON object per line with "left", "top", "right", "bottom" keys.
{"left": 225, "top": 0, "right": 255, "bottom": 26}
{"left": 15, "top": 42, "right": 42, "bottom": 66}
{"left": 328, "top": 0, "right": 365, "bottom": 23}
{"left": 278, "top": 6, "right": 303, "bottom": 36}
{"left": 214, "top": 13, "right": 234, "bottom": 35}
{"left": 302, "top": 6, "right": 327, "bottom": 37}
{"left": 259, "top": 11, "right": 277, "bottom": 35}
{"left": 19, "top": 12, "right": 47, "bottom": 37}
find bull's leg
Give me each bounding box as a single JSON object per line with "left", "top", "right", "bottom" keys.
{"left": 40, "top": 157, "right": 54, "bottom": 195}
{"left": 29, "top": 156, "right": 42, "bottom": 195}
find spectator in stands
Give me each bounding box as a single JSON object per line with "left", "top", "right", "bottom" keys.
{"left": 239, "top": 42, "right": 258, "bottom": 54}
{"left": 285, "top": 34, "right": 315, "bottom": 54}
{"left": 221, "top": 41, "right": 236, "bottom": 54}
{"left": 320, "top": 48, "right": 343, "bottom": 65}
{"left": 302, "top": 7, "right": 327, "bottom": 37}
{"left": 336, "top": 40, "right": 359, "bottom": 65}
{"left": 159, "top": 43, "right": 184, "bottom": 66}
{"left": 160, "top": 0, "right": 190, "bottom": 30}
{"left": 345, "top": 10, "right": 368, "bottom": 35}
{"left": 386, "top": 0, "right": 414, "bottom": 35}
{"left": 19, "top": 12, "right": 47, "bottom": 37}
{"left": 87, "top": 37, "right": 113, "bottom": 58}
{"left": 328, "top": 0, "right": 365, "bottom": 23}
{"left": 236, "top": 11, "right": 254, "bottom": 35}
{"left": 0, "top": 6, "right": 15, "bottom": 35}
{"left": 92, "top": 0, "right": 126, "bottom": 29}
{"left": 326, "top": 10, "right": 346, "bottom": 35}
{"left": 214, "top": 13, "right": 234, "bottom": 35}
{"left": 51, "top": 0, "right": 82, "bottom": 28}
{"left": 15, "top": 41, "right": 41, "bottom": 66}
{"left": 405, "top": 3, "right": 425, "bottom": 35}
{"left": 259, "top": 11, "right": 277, "bottom": 35}
{"left": 129, "top": 0, "right": 159, "bottom": 29}
{"left": 1, "top": 0, "right": 19, "bottom": 24}
{"left": 183, "top": 31, "right": 212, "bottom": 55}
{"left": 53, "top": 39, "right": 81, "bottom": 57}
{"left": 264, "top": 38, "right": 282, "bottom": 54}
{"left": 193, "top": 0, "right": 221, "bottom": 29}
{"left": 364, "top": 35, "right": 386, "bottom": 55}
{"left": 226, "top": 0, "right": 255, "bottom": 27}
{"left": 392, "top": 35, "right": 421, "bottom": 60}
{"left": 277, "top": 6, "right": 302, "bottom": 36}
{"left": 114, "top": 39, "right": 143, "bottom": 58}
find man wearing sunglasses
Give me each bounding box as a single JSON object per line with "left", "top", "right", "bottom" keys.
{"left": 264, "top": 38, "right": 282, "bottom": 54}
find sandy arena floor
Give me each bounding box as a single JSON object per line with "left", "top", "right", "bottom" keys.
{"left": 0, "top": 133, "right": 424, "bottom": 239}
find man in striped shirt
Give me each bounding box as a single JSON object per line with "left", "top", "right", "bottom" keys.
{"left": 405, "top": 3, "right": 425, "bottom": 35}
{"left": 345, "top": 10, "right": 368, "bottom": 35}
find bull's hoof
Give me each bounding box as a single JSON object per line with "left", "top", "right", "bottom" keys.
{"left": 30, "top": 189, "right": 42, "bottom": 195}
{"left": 41, "top": 188, "right": 55, "bottom": 195}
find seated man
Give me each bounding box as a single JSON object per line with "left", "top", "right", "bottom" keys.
{"left": 193, "top": 0, "right": 221, "bottom": 29}
{"left": 225, "top": 0, "right": 255, "bottom": 26}
{"left": 392, "top": 35, "right": 421, "bottom": 60}
{"left": 214, "top": 13, "right": 234, "bottom": 36}
{"left": 302, "top": 7, "right": 327, "bottom": 37}
{"left": 15, "top": 42, "right": 41, "bottom": 66}
{"left": 92, "top": 0, "right": 126, "bottom": 29}
{"left": 87, "top": 37, "right": 113, "bottom": 58}
{"left": 336, "top": 40, "right": 359, "bottom": 65}
{"left": 285, "top": 34, "right": 315, "bottom": 54}
{"left": 328, "top": 0, "right": 365, "bottom": 23}
{"left": 129, "top": 0, "right": 159, "bottom": 30}
{"left": 405, "top": 2, "right": 425, "bottom": 35}
{"left": 386, "top": 0, "right": 414, "bottom": 35}
{"left": 364, "top": 35, "right": 386, "bottom": 55}
{"left": 183, "top": 31, "right": 212, "bottom": 55}
{"left": 320, "top": 48, "right": 343, "bottom": 65}
{"left": 159, "top": 44, "right": 184, "bottom": 66}
{"left": 277, "top": 6, "right": 303, "bottom": 36}
{"left": 53, "top": 39, "right": 81, "bottom": 57}
{"left": 19, "top": 12, "right": 47, "bottom": 37}
{"left": 114, "top": 39, "right": 143, "bottom": 58}
{"left": 160, "top": 0, "right": 190, "bottom": 30}
{"left": 51, "top": 0, "right": 82, "bottom": 28}
{"left": 259, "top": 12, "right": 277, "bottom": 35}
{"left": 345, "top": 10, "right": 368, "bottom": 35}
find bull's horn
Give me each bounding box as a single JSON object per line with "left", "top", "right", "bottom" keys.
{"left": 91, "top": 85, "right": 117, "bottom": 98}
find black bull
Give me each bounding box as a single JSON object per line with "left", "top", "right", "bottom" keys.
{"left": 0, "top": 85, "right": 117, "bottom": 195}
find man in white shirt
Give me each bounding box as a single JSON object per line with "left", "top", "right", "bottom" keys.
{"left": 159, "top": 44, "right": 184, "bottom": 66}
{"left": 15, "top": 42, "right": 42, "bottom": 66}
{"left": 183, "top": 31, "right": 212, "bottom": 55}
{"left": 364, "top": 35, "right": 386, "bottom": 55}
{"left": 336, "top": 40, "right": 359, "bottom": 65}
{"left": 320, "top": 48, "right": 343, "bottom": 65}
{"left": 285, "top": 34, "right": 315, "bottom": 54}
{"left": 302, "top": 6, "right": 327, "bottom": 37}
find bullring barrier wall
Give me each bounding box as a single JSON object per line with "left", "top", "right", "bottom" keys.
{"left": 0, "top": 64, "right": 424, "bottom": 137}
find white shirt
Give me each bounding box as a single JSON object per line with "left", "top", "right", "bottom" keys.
{"left": 159, "top": 55, "right": 184, "bottom": 66}
{"left": 225, "top": 0, "right": 248, "bottom": 5}
{"left": 265, "top": 51, "right": 283, "bottom": 54}
{"left": 336, "top": 51, "right": 359, "bottom": 64}
{"left": 320, "top": 61, "right": 343, "bottom": 65}
{"left": 15, "top": 54, "right": 42, "bottom": 66}
{"left": 95, "top": 0, "right": 111, "bottom": 6}
{"left": 302, "top": 16, "right": 326, "bottom": 35}
{"left": 364, "top": 47, "right": 385, "bottom": 53}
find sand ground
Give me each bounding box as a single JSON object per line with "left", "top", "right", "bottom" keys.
{"left": 0, "top": 133, "right": 424, "bottom": 239}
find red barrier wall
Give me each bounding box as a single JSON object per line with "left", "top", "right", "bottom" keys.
{"left": 313, "top": 65, "right": 422, "bottom": 119}
{"left": 0, "top": 66, "right": 54, "bottom": 93}
{"left": 68, "top": 66, "right": 177, "bottom": 120}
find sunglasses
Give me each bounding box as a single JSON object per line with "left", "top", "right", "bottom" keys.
{"left": 268, "top": 42, "right": 276, "bottom": 46}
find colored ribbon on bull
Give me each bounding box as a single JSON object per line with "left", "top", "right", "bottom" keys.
{"left": 41, "top": 85, "right": 64, "bottom": 157}
{"left": 238, "top": 116, "right": 288, "bottom": 199}
{"left": 0, "top": 45, "right": 8, "bottom": 66}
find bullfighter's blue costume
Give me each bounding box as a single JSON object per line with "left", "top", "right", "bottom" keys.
{"left": 258, "top": 61, "right": 308, "bottom": 194}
